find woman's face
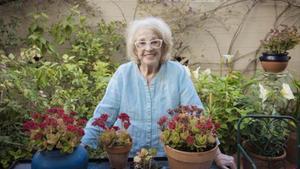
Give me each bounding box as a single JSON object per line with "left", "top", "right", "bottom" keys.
{"left": 134, "top": 28, "right": 163, "bottom": 67}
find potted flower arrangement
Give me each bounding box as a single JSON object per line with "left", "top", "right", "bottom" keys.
{"left": 158, "top": 105, "right": 220, "bottom": 169}
{"left": 92, "top": 112, "right": 132, "bottom": 169}
{"left": 23, "top": 107, "right": 88, "bottom": 169}
{"left": 259, "top": 24, "right": 300, "bottom": 73}
{"left": 133, "top": 148, "right": 157, "bottom": 169}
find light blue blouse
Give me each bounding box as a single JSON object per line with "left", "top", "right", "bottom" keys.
{"left": 81, "top": 60, "right": 203, "bottom": 157}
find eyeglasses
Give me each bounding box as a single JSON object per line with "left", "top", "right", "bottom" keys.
{"left": 134, "top": 39, "right": 163, "bottom": 49}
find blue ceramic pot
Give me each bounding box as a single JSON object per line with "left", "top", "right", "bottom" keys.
{"left": 31, "top": 145, "right": 88, "bottom": 169}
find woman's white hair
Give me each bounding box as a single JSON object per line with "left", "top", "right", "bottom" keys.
{"left": 126, "top": 17, "right": 173, "bottom": 64}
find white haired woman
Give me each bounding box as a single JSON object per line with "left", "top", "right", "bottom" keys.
{"left": 81, "top": 17, "right": 236, "bottom": 169}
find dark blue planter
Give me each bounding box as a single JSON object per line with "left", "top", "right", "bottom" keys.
{"left": 259, "top": 53, "right": 290, "bottom": 62}
{"left": 32, "top": 145, "right": 88, "bottom": 169}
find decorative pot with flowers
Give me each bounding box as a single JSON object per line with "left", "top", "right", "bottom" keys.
{"left": 133, "top": 148, "right": 157, "bottom": 169}
{"left": 259, "top": 24, "right": 300, "bottom": 73}
{"left": 92, "top": 112, "right": 132, "bottom": 169}
{"left": 23, "top": 107, "right": 88, "bottom": 169}
{"left": 158, "top": 105, "right": 220, "bottom": 169}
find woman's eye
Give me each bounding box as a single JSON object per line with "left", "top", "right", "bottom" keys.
{"left": 139, "top": 41, "right": 146, "bottom": 45}
{"left": 151, "top": 41, "right": 159, "bottom": 45}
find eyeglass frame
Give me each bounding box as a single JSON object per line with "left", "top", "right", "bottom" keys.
{"left": 134, "top": 39, "right": 163, "bottom": 49}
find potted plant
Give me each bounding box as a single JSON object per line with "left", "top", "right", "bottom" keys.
{"left": 133, "top": 148, "right": 158, "bottom": 169}
{"left": 92, "top": 112, "right": 132, "bottom": 169}
{"left": 242, "top": 81, "right": 296, "bottom": 168}
{"left": 23, "top": 107, "right": 88, "bottom": 169}
{"left": 158, "top": 105, "right": 220, "bottom": 169}
{"left": 242, "top": 119, "right": 289, "bottom": 169}
{"left": 259, "top": 24, "right": 300, "bottom": 73}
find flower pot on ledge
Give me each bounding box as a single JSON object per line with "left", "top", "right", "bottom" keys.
{"left": 31, "top": 145, "right": 88, "bottom": 169}
{"left": 242, "top": 141, "right": 286, "bottom": 169}
{"left": 164, "top": 145, "right": 218, "bottom": 169}
{"left": 259, "top": 53, "right": 291, "bottom": 73}
{"left": 105, "top": 142, "right": 132, "bottom": 169}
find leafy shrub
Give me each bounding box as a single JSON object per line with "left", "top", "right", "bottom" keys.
{"left": 194, "top": 71, "right": 256, "bottom": 154}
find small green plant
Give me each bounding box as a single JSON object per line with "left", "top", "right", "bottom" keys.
{"left": 261, "top": 24, "right": 300, "bottom": 55}
{"left": 134, "top": 148, "right": 157, "bottom": 169}
{"left": 92, "top": 113, "right": 132, "bottom": 148}
{"left": 244, "top": 118, "right": 289, "bottom": 157}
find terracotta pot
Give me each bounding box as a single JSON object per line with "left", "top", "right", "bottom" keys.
{"left": 286, "top": 131, "right": 298, "bottom": 164}
{"left": 105, "top": 142, "right": 132, "bottom": 169}
{"left": 242, "top": 142, "right": 286, "bottom": 169}
{"left": 164, "top": 145, "right": 218, "bottom": 169}
{"left": 259, "top": 53, "right": 290, "bottom": 73}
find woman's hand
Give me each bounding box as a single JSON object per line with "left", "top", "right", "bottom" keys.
{"left": 215, "top": 149, "right": 237, "bottom": 169}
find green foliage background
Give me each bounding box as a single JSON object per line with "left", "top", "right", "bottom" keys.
{"left": 0, "top": 7, "right": 124, "bottom": 168}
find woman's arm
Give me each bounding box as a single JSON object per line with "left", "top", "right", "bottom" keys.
{"left": 178, "top": 65, "right": 203, "bottom": 108}
{"left": 81, "top": 68, "right": 123, "bottom": 148}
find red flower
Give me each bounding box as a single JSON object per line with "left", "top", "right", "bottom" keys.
{"left": 168, "top": 120, "right": 176, "bottom": 129}
{"left": 23, "top": 120, "right": 38, "bottom": 131}
{"left": 78, "top": 118, "right": 87, "bottom": 126}
{"left": 186, "top": 135, "right": 194, "bottom": 145}
{"left": 205, "top": 119, "right": 213, "bottom": 130}
{"left": 92, "top": 117, "right": 107, "bottom": 130}
{"left": 67, "top": 125, "right": 78, "bottom": 132}
{"left": 112, "top": 126, "right": 120, "bottom": 131}
{"left": 77, "top": 128, "right": 85, "bottom": 136}
{"left": 123, "top": 121, "right": 131, "bottom": 129}
{"left": 118, "top": 112, "right": 130, "bottom": 122}
{"left": 100, "top": 114, "right": 109, "bottom": 121}
{"left": 158, "top": 116, "right": 168, "bottom": 126}
{"left": 172, "top": 114, "right": 180, "bottom": 122}
{"left": 63, "top": 115, "right": 74, "bottom": 124}
{"left": 70, "top": 111, "right": 77, "bottom": 116}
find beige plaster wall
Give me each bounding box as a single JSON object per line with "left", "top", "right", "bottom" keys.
{"left": 0, "top": 0, "right": 299, "bottom": 78}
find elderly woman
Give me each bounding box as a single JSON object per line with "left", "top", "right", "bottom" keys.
{"left": 81, "top": 17, "right": 236, "bottom": 169}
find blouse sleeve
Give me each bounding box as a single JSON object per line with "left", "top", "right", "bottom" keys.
{"left": 179, "top": 66, "right": 203, "bottom": 109}
{"left": 81, "top": 67, "right": 123, "bottom": 148}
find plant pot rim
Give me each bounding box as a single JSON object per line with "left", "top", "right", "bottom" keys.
{"left": 259, "top": 54, "right": 291, "bottom": 62}
{"left": 104, "top": 141, "right": 132, "bottom": 153}
{"left": 164, "top": 144, "right": 218, "bottom": 154}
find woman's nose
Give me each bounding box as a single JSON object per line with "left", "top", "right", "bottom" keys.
{"left": 144, "top": 44, "right": 153, "bottom": 50}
